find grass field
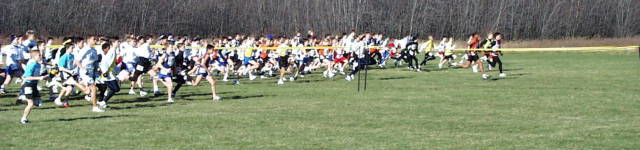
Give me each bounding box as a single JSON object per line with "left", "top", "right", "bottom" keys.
{"left": 0, "top": 52, "right": 639, "bottom": 150}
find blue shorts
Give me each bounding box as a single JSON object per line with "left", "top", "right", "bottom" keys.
{"left": 243, "top": 57, "right": 252, "bottom": 65}
{"left": 382, "top": 51, "right": 390, "bottom": 58}
{"left": 197, "top": 72, "right": 208, "bottom": 77}
{"left": 3, "top": 65, "right": 20, "bottom": 75}
{"left": 124, "top": 63, "right": 136, "bottom": 73}
{"left": 158, "top": 73, "right": 172, "bottom": 79}
{"left": 4, "top": 68, "right": 20, "bottom": 76}
{"left": 302, "top": 57, "right": 311, "bottom": 64}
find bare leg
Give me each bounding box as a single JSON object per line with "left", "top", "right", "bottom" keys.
{"left": 161, "top": 78, "right": 173, "bottom": 100}
{"left": 193, "top": 75, "right": 203, "bottom": 86}
{"left": 72, "top": 80, "right": 89, "bottom": 94}
{"left": 129, "top": 81, "right": 136, "bottom": 91}
{"left": 476, "top": 60, "right": 485, "bottom": 73}
{"left": 89, "top": 85, "right": 97, "bottom": 107}
{"left": 136, "top": 76, "right": 143, "bottom": 90}
{"left": 206, "top": 75, "right": 217, "bottom": 98}
{"left": 21, "top": 99, "right": 34, "bottom": 121}
{"left": 2, "top": 74, "right": 12, "bottom": 88}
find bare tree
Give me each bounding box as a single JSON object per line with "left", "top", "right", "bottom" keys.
{"left": 0, "top": 0, "right": 638, "bottom": 40}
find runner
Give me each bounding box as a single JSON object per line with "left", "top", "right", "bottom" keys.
{"left": 18, "top": 49, "right": 46, "bottom": 124}
{"left": 96, "top": 41, "right": 121, "bottom": 108}
{"left": 0, "top": 35, "right": 26, "bottom": 94}
{"left": 190, "top": 44, "right": 221, "bottom": 101}
{"left": 488, "top": 33, "right": 506, "bottom": 78}
{"left": 75, "top": 36, "right": 105, "bottom": 112}
{"left": 419, "top": 35, "right": 436, "bottom": 68}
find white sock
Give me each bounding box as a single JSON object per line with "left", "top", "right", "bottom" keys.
{"left": 472, "top": 64, "right": 478, "bottom": 72}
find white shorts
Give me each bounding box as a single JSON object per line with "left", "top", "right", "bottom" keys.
{"left": 80, "top": 75, "right": 94, "bottom": 85}
{"left": 80, "top": 74, "right": 102, "bottom": 85}
{"left": 63, "top": 78, "right": 78, "bottom": 85}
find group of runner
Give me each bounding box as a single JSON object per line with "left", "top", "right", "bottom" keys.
{"left": 1, "top": 30, "right": 505, "bottom": 124}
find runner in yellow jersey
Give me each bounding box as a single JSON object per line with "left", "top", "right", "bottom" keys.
{"left": 419, "top": 35, "right": 437, "bottom": 68}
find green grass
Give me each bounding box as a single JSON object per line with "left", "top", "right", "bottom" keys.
{"left": 1, "top": 53, "right": 639, "bottom": 150}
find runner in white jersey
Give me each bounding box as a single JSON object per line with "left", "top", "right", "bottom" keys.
{"left": 121, "top": 37, "right": 141, "bottom": 95}
{"left": 21, "top": 30, "right": 37, "bottom": 59}
{"left": 96, "top": 41, "right": 121, "bottom": 109}
{"left": 128, "top": 36, "right": 155, "bottom": 96}
{"left": 75, "top": 36, "right": 104, "bottom": 112}
{"left": 0, "top": 35, "right": 26, "bottom": 94}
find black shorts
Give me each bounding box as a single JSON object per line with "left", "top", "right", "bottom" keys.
{"left": 444, "top": 55, "right": 454, "bottom": 60}
{"left": 258, "top": 57, "right": 269, "bottom": 68}
{"left": 173, "top": 74, "right": 186, "bottom": 84}
{"left": 278, "top": 56, "right": 289, "bottom": 68}
{"left": 60, "top": 73, "right": 78, "bottom": 86}
{"left": 135, "top": 57, "right": 152, "bottom": 72}
{"left": 22, "top": 83, "right": 40, "bottom": 100}
{"left": 468, "top": 54, "right": 480, "bottom": 62}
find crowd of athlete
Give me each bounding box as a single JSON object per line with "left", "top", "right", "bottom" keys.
{"left": 1, "top": 30, "right": 505, "bottom": 124}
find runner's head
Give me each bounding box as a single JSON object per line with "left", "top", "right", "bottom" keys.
{"left": 9, "top": 35, "right": 19, "bottom": 45}
{"left": 164, "top": 43, "right": 173, "bottom": 52}
{"left": 206, "top": 44, "right": 215, "bottom": 54}
{"left": 102, "top": 42, "right": 111, "bottom": 53}
{"left": 74, "top": 37, "right": 85, "bottom": 48}
{"left": 494, "top": 33, "right": 502, "bottom": 40}
{"left": 106, "top": 36, "right": 118, "bottom": 47}
{"left": 30, "top": 49, "right": 41, "bottom": 61}
{"left": 144, "top": 35, "right": 154, "bottom": 43}
{"left": 85, "top": 35, "right": 96, "bottom": 46}
{"left": 25, "top": 30, "right": 36, "bottom": 40}
{"left": 37, "top": 40, "right": 46, "bottom": 50}
{"left": 177, "top": 43, "right": 185, "bottom": 50}
{"left": 46, "top": 37, "right": 54, "bottom": 44}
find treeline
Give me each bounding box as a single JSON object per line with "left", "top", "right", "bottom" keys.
{"left": 0, "top": 0, "right": 639, "bottom": 40}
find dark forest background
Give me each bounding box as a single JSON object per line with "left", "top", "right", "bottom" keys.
{"left": 1, "top": 0, "right": 639, "bottom": 40}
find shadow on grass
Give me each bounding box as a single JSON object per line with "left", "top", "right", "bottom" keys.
{"left": 108, "top": 103, "right": 170, "bottom": 110}
{"left": 489, "top": 73, "right": 532, "bottom": 81}
{"left": 181, "top": 94, "right": 269, "bottom": 101}
{"left": 1, "top": 102, "right": 20, "bottom": 107}
{"left": 502, "top": 68, "right": 524, "bottom": 71}
{"left": 378, "top": 76, "right": 413, "bottom": 80}
{"left": 296, "top": 79, "right": 325, "bottom": 83}
{"left": 0, "top": 104, "right": 85, "bottom": 111}
{"left": 226, "top": 94, "right": 268, "bottom": 100}
{"left": 109, "top": 97, "right": 154, "bottom": 104}
{"left": 174, "top": 91, "right": 234, "bottom": 97}
{"left": 0, "top": 94, "right": 18, "bottom": 99}
{"left": 45, "top": 114, "right": 136, "bottom": 122}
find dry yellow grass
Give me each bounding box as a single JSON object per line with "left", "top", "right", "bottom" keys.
{"left": 504, "top": 36, "right": 640, "bottom": 48}
{"left": 1, "top": 36, "right": 639, "bottom": 48}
